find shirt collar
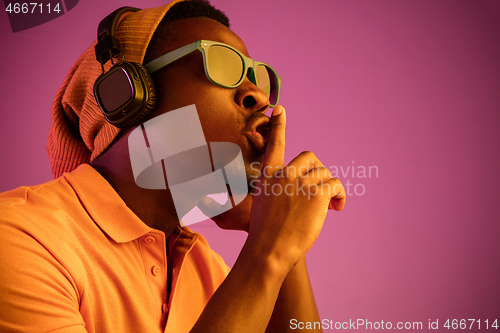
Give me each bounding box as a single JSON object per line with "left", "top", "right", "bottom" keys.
{"left": 64, "top": 164, "right": 153, "bottom": 243}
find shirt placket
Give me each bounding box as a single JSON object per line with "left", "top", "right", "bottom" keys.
{"left": 139, "top": 232, "right": 168, "bottom": 331}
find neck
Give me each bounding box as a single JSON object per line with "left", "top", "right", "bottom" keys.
{"left": 90, "top": 131, "right": 180, "bottom": 238}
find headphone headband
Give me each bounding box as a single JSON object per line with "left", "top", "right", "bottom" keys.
{"left": 94, "top": 7, "right": 140, "bottom": 65}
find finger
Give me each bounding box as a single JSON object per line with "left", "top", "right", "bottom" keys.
{"left": 261, "top": 105, "right": 286, "bottom": 177}
{"left": 287, "top": 151, "right": 324, "bottom": 178}
{"left": 322, "top": 178, "right": 346, "bottom": 211}
{"left": 330, "top": 195, "right": 346, "bottom": 211}
{"left": 303, "top": 166, "right": 332, "bottom": 183}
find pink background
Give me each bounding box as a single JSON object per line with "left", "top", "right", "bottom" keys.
{"left": 1, "top": 0, "right": 499, "bottom": 329}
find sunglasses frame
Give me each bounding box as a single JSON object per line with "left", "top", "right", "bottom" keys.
{"left": 144, "top": 40, "right": 282, "bottom": 107}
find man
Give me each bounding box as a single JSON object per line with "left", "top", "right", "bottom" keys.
{"left": 0, "top": 0, "right": 345, "bottom": 332}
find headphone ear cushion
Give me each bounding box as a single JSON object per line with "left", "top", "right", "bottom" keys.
{"left": 116, "top": 63, "right": 157, "bottom": 128}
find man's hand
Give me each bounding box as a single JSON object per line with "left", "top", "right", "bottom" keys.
{"left": 245, "top": 105, "right": 346, "bottom": 274}
{"left": 191, "top": 105, "right": 345, "bottom": 333}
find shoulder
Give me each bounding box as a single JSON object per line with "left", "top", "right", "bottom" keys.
{"left": 0, "top": 179, "right": 86, "bottom": 331}
{"left": 0, "top": 176, "right": 87, "bottom": 242}
{"left": 0, "top": 170, "right": 107, "bottom": 294}
{"left": 0, "top": 175, "right": 88, "bottom": 276}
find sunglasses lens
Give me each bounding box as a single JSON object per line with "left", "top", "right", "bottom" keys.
{"left": 256, "top": 65, "right": 271, "bottom": 96}
{"left": 256, "top": 65, "right": 278, "bottom": 106}
{"left": 207, "top": 45, "right": 243, "bottom": 86}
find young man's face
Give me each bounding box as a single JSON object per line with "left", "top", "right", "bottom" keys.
{"left": 149, "top": 17, "right": 273, "bottom": 230}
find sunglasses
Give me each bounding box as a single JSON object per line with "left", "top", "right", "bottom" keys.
{"left": 144, "top": 40, "right": 282, "bottom": 108}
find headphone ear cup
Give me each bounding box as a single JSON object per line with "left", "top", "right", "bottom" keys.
{"left": 93, "top": 62, "right": 157, "bottom": 128}
{"left": 117, "top": 63, "right": 157, "bottom": 128}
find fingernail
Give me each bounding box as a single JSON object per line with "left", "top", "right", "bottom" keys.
{"left": 272, "top": 106, "right": 283, "bottom": 117}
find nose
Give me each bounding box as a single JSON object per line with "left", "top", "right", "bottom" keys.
{"left": 234, "top": 71, "right": 269, "bottom": 114}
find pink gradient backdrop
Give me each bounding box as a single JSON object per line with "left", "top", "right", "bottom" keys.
{"left": 1, "top": 0, "right": 499, "bottom": 329}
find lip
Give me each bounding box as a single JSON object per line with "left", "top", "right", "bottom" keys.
{"left": 243, "top": 116, "right": 270, "bottom": 153}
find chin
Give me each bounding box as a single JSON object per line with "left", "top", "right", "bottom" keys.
{"left": 210, "top": 194, "right": 253, "bottom": 232}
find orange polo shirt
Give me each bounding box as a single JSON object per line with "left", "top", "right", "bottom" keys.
{"left": 0, "top": 164, "right": 230, "bottom": 333}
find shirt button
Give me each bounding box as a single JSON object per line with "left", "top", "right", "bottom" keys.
{"left": 144, "top": 236, "right": 156, "bottom": 243}
{"left": 162, "top": 303, "right": 169, "bottom": 314}
{"left": 152, "top": 265, "right": 161, "bottom": 276}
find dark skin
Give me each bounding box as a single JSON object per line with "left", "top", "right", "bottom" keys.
{"left": 91, "top": 17, "right": 346, "bottom": 333}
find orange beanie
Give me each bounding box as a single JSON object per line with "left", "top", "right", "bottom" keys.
{"left": 47, "top": 0, "right": 183, "bottom": 178}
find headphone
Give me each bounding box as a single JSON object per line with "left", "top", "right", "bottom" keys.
{"left": 93, "top": 7, "right": 157, "bottom": 128}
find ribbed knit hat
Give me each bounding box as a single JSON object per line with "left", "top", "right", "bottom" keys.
{"left": 47, "top": 0, "right": 183, "bottom": 178}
